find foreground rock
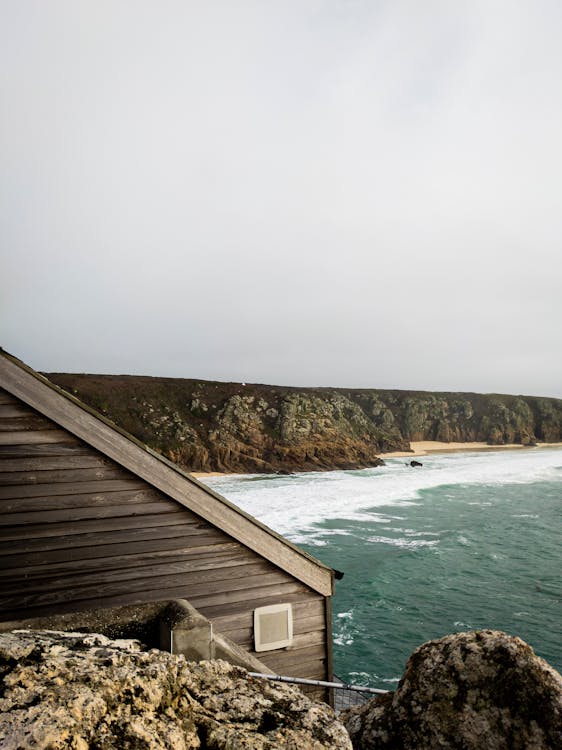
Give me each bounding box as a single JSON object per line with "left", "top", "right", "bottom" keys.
{"left": 342, "top": 630, "right": 562, "bottom": 750}
{"left": 0, "top": 630, "right": 351, "bottom": 749}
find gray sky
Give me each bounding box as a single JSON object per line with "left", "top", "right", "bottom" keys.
{"left": 2, "top": 1, "right": 562, "bottom": 397}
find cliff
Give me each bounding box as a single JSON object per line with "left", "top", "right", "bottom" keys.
{"left": 45, "top": 373, "right": 562, "bottom": 474}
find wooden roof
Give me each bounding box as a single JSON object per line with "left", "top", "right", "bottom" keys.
{"left": 0, "top": 350, "right": 334, "bottom": 596}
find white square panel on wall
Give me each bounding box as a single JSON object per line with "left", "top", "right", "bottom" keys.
{"left": 254, "top": 603, "right": 293, "bottom": 652}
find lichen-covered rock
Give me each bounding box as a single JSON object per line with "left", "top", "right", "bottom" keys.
{"left": 0, "top": 630, "right": 351, "bottom": 750}
{"left": 342, "top": 630, "right": 562, "bottom": 750}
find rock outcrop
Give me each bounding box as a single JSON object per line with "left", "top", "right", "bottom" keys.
{"left": 45, "top": 372, "right": 562, "bottom": 473}
{"left": 342, "top": 630, "right": 562, "bottom": 750}
{"left": 0, "top": 630, "right": 351, "bottom": 750}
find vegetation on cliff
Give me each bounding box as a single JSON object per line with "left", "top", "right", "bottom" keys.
{"left": 46, "top": 373, "right": 562, "bottom": 474}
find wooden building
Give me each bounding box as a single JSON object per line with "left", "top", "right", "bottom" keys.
{"left": 0, "top": 350, "right": 335, "bottom": 683}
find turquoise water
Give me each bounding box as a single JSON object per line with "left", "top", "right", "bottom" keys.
{"left": 203, "top": 448, "right": 562, "bottom": 687}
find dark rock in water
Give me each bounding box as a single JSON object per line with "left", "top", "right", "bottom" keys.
{"left": 0, "top": 630, "right": 351, "bottom": 749}
{"left": 341, "top": 630, "right": 562, "bottom": 750}
{"left": 410, "top": 459, "right": 423, "bottom": 467}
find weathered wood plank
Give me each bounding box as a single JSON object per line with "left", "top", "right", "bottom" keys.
{"left": 0, "top": 415, "right": 58, "bottom": 432}
{"left": 284, "top": 631, "right": 326, "bottom": 650}
{"left": 0, "top": 404, "right": 40, "bottom": 419}
{"left": 0, "top": 520, "right": 224, "bottom": 553}
{"left": 0, "top": 487, "right": 175, "bottom": 513}
{"left": 228, "top": 629, "right": 326, "bottom": 653}
{"left": 0, "top": 501, "right": 186, "bottom": 527}
{"left": 0, "top": 465, "right": 134, "bottom": 486}
{"left": 0, "top": 533, "right": 230, "bottom": 568}
{"left": 0, "top": 542, "right": 242, "bottom": 580}
{"left": 253, "top": 644, "right": 326, "bottom": 670}
{"left": 0, "top": 430, "right": 79, "bottom": 446}
{"left": 189, "top": 582, "right": 309, "bottom": 611}
{"left": 324, "top": 597, "right": 334, "bottom": 683}
{"left": 294, "top": 614, "right": 326, "bottom": 634}
{"left": 0, "top": 443, "right": 92, "bottom": 458}
{"left": 0, "top": 478, "right": 147, "bottom": 500}
{"left": 0, "top": 390, "right": 19, "bottom": 405}
{"left": 0, "top": 569, "right": 291, "bottom": 611}
{"left": 0, "top": 512, "right": 209, "bottom": 543}
{"left": 0, "top": 556, "right": 274, "bottom": 598}
{"left": 0, "top": 454, "right": 115, "bottom": 473}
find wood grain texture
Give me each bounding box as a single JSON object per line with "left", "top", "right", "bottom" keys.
{"left": 0, "top": 443, "right": 92, "bottom": 458}
{"left": 0, "top": 542, "right": 242, "bottom": 580}
{"left": 0, "top": 403, "right": 43, "bottom": 419}
{"left": 0, "top": 430, "right": 79, "bottom": 445}
{"left": 0, "top": 355, "right": 333, "bottom": 596}
{"left": 0, "top": 487, "right": 173, "bottom": 513}
{"left": 0, "top": 501, "right": 185, "bottom": 527}
{"left": 0, "top": 533, "right": 233, "bottom": 568}
{"left": 0, "top": 509, "right": 195, "bottom": 541}
{"left": 0, "top": 465, "right": 133, "bottom": 485}
{"left": 0, "top": 454, "right": 115, "bottom": 472}
{"left": 0, "top": 414, "right": 57, "bottom": 431}
{"left": 0, "top": 567, "right": 290, "bottom": 611}
{"left": 0, "top": 390, "right": 19, "bottom": 405}
{"left": 0, "top": 478, "right": 148, "bottom": 500}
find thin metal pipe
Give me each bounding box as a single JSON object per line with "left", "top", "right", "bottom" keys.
{"left": 248, "top": 672, "right": 388, "bottom": 695}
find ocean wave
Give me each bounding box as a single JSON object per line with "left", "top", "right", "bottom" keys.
{"left": 202, "top": 446, "right": 562, "bottom": 538}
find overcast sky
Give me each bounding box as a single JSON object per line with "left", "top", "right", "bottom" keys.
{"left": 2, "top": 1, "right": 562, "bottom": 397}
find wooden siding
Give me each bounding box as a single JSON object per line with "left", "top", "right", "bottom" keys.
{"left": 0, "top": 355, "right": 333, "bottom": 597}
{"left": 0, "top": 388, "right": 329, "bottom": 680}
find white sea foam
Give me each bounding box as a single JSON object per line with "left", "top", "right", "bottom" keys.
{"left": 334, "top": 608, "right": 355, "bottom": 646}
{"left": 202, "top": 447, "right": 562, "bottom": 540}
{"left": 367, "top": 535, "right": 439, "bottom": 549}
{"left": 337, "top": 610, "right": 354, "bottom": 620}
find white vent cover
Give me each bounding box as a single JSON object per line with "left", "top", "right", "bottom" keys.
{"left": 253, "top": 603, "right": 293, "bottom": 652}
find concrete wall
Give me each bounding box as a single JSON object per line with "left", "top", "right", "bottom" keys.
{"left": 159, "top": 599, "right": 270, "bottom": 672}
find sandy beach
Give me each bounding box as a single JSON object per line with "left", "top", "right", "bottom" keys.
{"left": 382, "top": 441, "right": 562, "bottom": 458}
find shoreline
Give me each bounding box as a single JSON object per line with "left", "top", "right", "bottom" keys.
{"left": 381, "top": 440, "right": 562, "bottom": 458}
{"left": 190, "top": 441, "right": 562, "bottom": 477}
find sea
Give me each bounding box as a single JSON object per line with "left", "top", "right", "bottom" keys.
{"left": 201, "top": 447, "right": 562, "bottom": 689}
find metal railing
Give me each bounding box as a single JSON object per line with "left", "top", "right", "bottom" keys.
{"left": 248, "top": 672, "right": 388, "bottom": 713}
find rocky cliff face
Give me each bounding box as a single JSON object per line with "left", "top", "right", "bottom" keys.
{"left": 46, "top": 373, "right": 562, "bottom": 474}
{"left": 341, "top": 630, "right": 562, "bottom": 750}
{"left": 0, "top": 630, "right": 351, "bottom": 750}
